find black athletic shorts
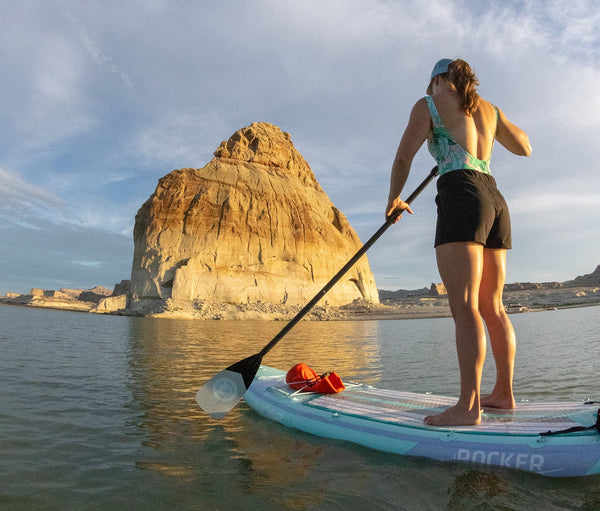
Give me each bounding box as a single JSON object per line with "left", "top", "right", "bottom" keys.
{"left": 434, "top": 169, "right": 512, "bottom": 249}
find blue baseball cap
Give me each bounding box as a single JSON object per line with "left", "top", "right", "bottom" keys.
{"left": 430, "top": 58, "right": 453, "bottom": 80}
{"left": 427, "top": 58, "right": 453, "bottom": 94}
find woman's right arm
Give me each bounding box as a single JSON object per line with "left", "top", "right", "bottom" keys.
{"left": 386, "top": 98, "right": 431, "bottom": 222}
{"left": 495, "top": 107, "right": 532, "bottom": 157}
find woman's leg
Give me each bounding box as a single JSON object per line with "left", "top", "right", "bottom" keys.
{"left": 479, "top": 248, "right": 516, "bottom": 409}
{"left": 425, "top": 242, "right": 486, "bottom": 426}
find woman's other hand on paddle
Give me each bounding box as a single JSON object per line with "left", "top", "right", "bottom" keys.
{"left": 386, "top": 197, "right": 413, "bottom": 224}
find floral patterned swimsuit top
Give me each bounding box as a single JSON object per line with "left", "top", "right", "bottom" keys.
{"left": 425, "top": 95, "right": 497, "bottom": 177}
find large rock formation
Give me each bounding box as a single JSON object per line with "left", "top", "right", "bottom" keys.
{"left": 130, "top": 122, "right": 379, "bottom": 307}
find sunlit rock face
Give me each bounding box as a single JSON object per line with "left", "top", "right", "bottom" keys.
{"left": 130, "top": 122, "right": 379, "bottom": 307}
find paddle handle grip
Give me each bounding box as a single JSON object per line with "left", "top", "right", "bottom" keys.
{"left": 259, "top": 166, "right": 438, "bottom": 358}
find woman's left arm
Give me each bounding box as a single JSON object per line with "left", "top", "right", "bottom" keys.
{"left": 495, "top": 107, "right": 532, "bottom": 157}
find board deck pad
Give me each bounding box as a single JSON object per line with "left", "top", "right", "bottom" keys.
{"left": 306, "top": 387, "right": 594, "bottom": 435}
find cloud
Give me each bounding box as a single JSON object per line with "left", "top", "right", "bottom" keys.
{"left": 1, "top": 0, "right": 599, "bottom": 294}
{"left": 62, "top": 8, "right": 135, "bottom": 90}
{"left": 1, "top": 168, "right": 62, "bottom": 205}
{"left": 0, "top": 168, "right": 66, "bottom": 225}
{"left": 135, "top": 112, "right": 233, "bottom": 170}
{"left": 511, "top": 191, "right": 600, "bottom": 216}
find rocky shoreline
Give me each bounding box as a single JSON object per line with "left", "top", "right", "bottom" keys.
{"left": 2, "top": 283, "right": 599, "bottom": 321}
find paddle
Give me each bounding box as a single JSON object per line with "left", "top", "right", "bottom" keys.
{"left": 196, "top": 165, "right": 439, "bottom": 418}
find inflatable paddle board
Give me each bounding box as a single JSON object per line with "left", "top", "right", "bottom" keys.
{"left": 244, "top": 366, "right": 600, "bottom": 477}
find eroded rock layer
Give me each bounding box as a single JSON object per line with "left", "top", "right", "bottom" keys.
{"left": 130, "top": 122, "right": 379, "bottom": 307}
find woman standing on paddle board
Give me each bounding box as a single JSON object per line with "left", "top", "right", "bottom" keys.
{"left": 386, "top": 59, "right": 532, "bottom": 427}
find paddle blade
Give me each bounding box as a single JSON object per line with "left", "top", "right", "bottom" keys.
{"left": 195, "top": 353, "right": 262, "bottom": 419}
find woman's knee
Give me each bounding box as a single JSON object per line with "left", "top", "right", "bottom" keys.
{"left": 478, "top": 300, "right": 503, "bottom": 320}
{"left": 449, "top": 300, "right": 481, "bottom": 323}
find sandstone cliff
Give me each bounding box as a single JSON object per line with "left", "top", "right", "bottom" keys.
{"left": 130, "top": 122, "right": 379, "bottom": 308}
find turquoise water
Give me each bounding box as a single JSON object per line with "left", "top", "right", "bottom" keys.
{"left": 1, "top": 304, "right": 600, "bottom": 510}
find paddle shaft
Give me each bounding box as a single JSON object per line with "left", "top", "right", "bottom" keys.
{"left": 257, "top": 165, "right": 439, "bottom": 359}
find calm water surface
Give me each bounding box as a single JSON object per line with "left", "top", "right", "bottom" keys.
{"left": 1, "top": 304, "right": 600, "bottom": 510}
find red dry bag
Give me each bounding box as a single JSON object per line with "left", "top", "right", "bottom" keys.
{"left": 285, "top": 363, "right": 345, "bottom": 394}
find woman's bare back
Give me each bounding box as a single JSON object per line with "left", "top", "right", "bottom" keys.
{"left": 430, "top": 93, "right": 498, "bottom": 162}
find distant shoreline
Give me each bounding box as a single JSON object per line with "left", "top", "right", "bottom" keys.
{"left": 2, "top": 285, "right": 599, "bottom": 321}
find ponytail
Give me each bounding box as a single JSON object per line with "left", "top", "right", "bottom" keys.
{"left": 448, "top": 59, "right": 480, "bottom": 116}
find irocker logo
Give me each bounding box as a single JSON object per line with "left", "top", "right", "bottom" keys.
{"left": 455, "top": 448, "right": 544, "bottom": 471}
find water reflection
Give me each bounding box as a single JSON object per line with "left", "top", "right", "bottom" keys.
{"left": 126, "top": 318, "right": 384, "bottom": 394}
{"left": 124, "top": 317, "right": 384, "bottom": 500}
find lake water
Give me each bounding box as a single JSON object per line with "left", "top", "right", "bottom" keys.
{"left": 1, "top": 304, "right": 600, "bottom": 510}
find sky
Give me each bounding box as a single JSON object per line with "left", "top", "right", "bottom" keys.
{"left": 1, "top": 0, "right": 599, "bottom": 295}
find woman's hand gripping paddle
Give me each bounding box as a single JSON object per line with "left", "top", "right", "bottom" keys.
{"left": 196, "top": 166, "right": 439, "bottom": 418}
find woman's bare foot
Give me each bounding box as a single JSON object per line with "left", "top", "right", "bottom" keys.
{"left": 424, "top": 404, "right": 481, "bottom": 427}
{"left": 481, "top": 393, "right": 516, "bottom": 409}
